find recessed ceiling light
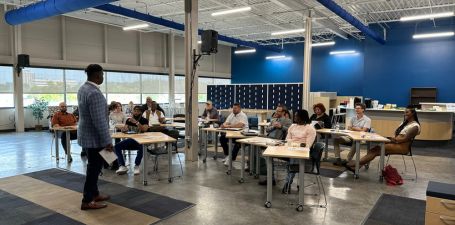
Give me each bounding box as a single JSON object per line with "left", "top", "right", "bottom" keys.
{"left": 123, "top": 23, "right": 149, "bottom": 31}
{"left": 400, "top": 12, "right": 454, "bottom": 21}
{"left": 211, "top": 7, "right": 251, "bottom": 17}
{"left": 271, "top": 28, "right": 306, "bottom": 36}
{"left": 413, "top": 32, "right": 454, "bottom": 39}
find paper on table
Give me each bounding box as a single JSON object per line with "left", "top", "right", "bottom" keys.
{"left": 99, "top": 149, "right": 118, "bottom": 165}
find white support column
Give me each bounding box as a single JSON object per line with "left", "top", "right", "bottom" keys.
{"left": 13, "top": 25, "right": 24, "bottom": 132}
{"left": 184, "top": 0, "right": 199, "bottom": 161}
{"left": 168, "top": 31, "right": 175, "bottom": 106}
{"left": 61, "top": 16, "right": 67, "bottom": 61}
{"left": 138, "top": 32, "right": 143, "bottom": 66}
{"left": 103, "top": 25, "right": 108, "bottom": 63}
{"left": 302, "top": 11, "right": 312, "bottom": 111}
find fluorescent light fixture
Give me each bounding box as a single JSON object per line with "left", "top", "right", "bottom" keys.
{"left": 329, "top": 50, "right": 357, "bottom": 55}
{"left": 211, "top": 7, "right": 251, "bottom": 16}
{"left": 123, "top": 23, "right": 149, "bottom": 31}
{"left": 271, "top": 28, "right": 305, "bottom": 36}
{"left": 312, "top": 41, "right": 336, "bottom": 47}
{"left": 265, "top": 55, "right": 290, "bottom": 60}
{"left": 400, "top": 12, "right": 454, "bottom": 21}
{"left": 234, "top": 49, "right": 256, "bottom": 54}
{"left": 198, "top": 41, "right": 202, "bottom": 44}
{"left": 413, "top": 31, "right": 454, "bottom": 39}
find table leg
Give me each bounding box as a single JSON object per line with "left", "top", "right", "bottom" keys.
{"left": 324, "top": 135, "right": 329, "bottom": 160}
{"left": 214, "top": 131, "right": 218, "bottom": 160}
{"left": 264, "top": 156, "right": 272, "bottom": 208}
{"left": 379, "top": 142, "right": 385, "bottom": 181}
{"left": 227, "top": 138, "right": 232, "bottom": 175}
{"left": 142, "top": 144, "right": 147, "bottom": 185}
{"left": 297, "top": 159, "right": 305, "bottom": 212}
{"left": 55, "top": 131, "right": 59, "bottom": 162}
{"left": 203, "top": 130, "right": 208, "bottom": 163}
{"left": 255, "top": 146, "right": 260, "bottom": 179}
{"left": 260, "top": 126, "right": 265, "bottom": 136}
{"left": 249, "top": 145, "right": 254, "bottom": 176}
{"left": 168, "top": 142, "right": 173, "bottom": 183}
{"left": 239, "top": 143, "right": 245, "bottom": 183}
{"left": 66, "top": 130, "right": 71, "bottom": 163}
{"left": 354, "top": 141, "right": 360, "bottom": 179}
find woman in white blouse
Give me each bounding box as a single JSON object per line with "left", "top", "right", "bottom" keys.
{"left": 109, "top": 102, "right": 126, "bottom": 125}
{"left": 344, "top": 106, "right": 421, "bottom": 171}
{"left": 283, "top": 109, "right": 317, "bottom": 194}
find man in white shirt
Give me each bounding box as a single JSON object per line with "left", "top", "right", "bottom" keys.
{"left": 333, "top": 103, "right": 371, "bottom": 165}
{"left": 219, "top": 103, "right": 249, "bottom": 166}
{"left": 142, "top": 101, "right": 165, "bottom": 126}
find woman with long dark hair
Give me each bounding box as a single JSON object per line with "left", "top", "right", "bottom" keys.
{"left": 344, "top": 106, "right": 421, "bottom": 171}
{"left": 282, "top": 109, "right": 317, "bottom": 193}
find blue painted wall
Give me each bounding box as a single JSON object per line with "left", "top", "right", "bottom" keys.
{"left": 231, "top": 18, "right": 455, "bottom": 106}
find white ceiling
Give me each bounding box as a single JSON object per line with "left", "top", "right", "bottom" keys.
{"left": 4, "top": 0, "right": 455, "bottom": 46}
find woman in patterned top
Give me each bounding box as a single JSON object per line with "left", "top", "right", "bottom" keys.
{"left": 344, "top": 106, "right": 421, "bottom": 171}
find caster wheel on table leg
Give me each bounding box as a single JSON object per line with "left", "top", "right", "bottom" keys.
{"left": 213, "top": 156, "right": 217, "bottom": 160}
{"left": 264, "top": 201, "right": 272, "bottom": 208}
{"left": 226, "top": 171, "right": 231, "bottom": 175}
{"left": 354, "top": 174, "right": 359, "bottom": 179}
{"left": 203, "top": 159, "right": 206, "bottom": 163}
{"left": 143, "top": 181, "right": 148, "bottom": 186}
{"left": 168, "top": 178, "right": 173, "bottom": 183}
{"left": 238, "top": 178, "right": 244, "bottom": 183}
{"left": 364, "top": 163, "right": 370, "bottom": 170}
{"left": 296, "top": 205, "right": 303, "bottom": 212}
{"left": 254, "top": 174, "right": 259, "bottom": 179}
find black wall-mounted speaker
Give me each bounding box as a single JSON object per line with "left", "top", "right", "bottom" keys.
{"left": 201, "top": 30, "right": 218, "bottom": 55}
{"left": 18, "top": 54, "right": 30, "bottom": 67}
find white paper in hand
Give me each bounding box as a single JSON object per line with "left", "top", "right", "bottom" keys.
{"left": 99, "top": 149, "right": 118, "bottom": 165}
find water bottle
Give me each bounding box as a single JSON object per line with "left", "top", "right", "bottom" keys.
{"left": 335, "top": 122, "right": 340, "bottom": 132}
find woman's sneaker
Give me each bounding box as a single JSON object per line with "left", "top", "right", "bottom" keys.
{"left": 116, "top": 166, "right": 128, "bottom": 175}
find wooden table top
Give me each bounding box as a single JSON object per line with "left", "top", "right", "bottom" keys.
{"left": 263, "top": 146, "right": 310, "bottom": 159}
{"left": 316, "top": 128, "right": 390, "bottom": 143}
{"left": 160, "top": 122, "right": 185, "bottom": 128}
{"left": 258, "top": 122, "right": 270, "bottom": 127}
{"left": 201, "top": 127, "right": 241, "bottom": 132}
{"left": 165, "top": 117, "right": 185, "bottom": 121}
{"left": 218, "top": 109, "right": 273, "bottom": 114}
{"left": 236, "top": 136, "right": 283, "bottom": 147}
{"left": 51, "top": 125, "right": 78, "bottom": 131}
{"left": 111, "top": 132, "right": 176, "bottom": 144}
{"left": 225, "top": 131, "right": 247, "bottom": 139}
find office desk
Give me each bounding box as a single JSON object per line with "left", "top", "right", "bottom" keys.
{"left": 263, "top": 146, "right": 310, "bottom": 211}
{"left": 51, "top": 125, "right": 78, "bottom": 163}
{"left": 225, "top": 131, "right": 249, "bottom": 176}
{"left": 236, "top": 137, "right": 282, "bottom": 183}
{"left": 111, "top": 132, "right": 176, "bottom": 185}
{"left": 317, "top": 129, "right": 390, "bottom": 179}
{"left": 258, "top": 122, "right": 270, "bottom": 135}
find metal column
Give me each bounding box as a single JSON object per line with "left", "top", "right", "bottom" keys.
{"left": 184, "top": 0, "right": 199, "bottom": 161}
{"left": 12, "top": 24, "right": 24, "bottom": 132}
{"left": 168, "top": 31, "right": 176, "bottom": 107}
{"left": 302, "top": 11, "right": 312, "bottom": 111}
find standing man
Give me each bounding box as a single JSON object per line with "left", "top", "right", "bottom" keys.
{"left": 78, "top": 64, "right": 112, "bottom": 210}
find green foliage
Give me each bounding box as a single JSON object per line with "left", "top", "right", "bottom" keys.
{"left": 29, "top": 98, "right": 49, "bottom": 125}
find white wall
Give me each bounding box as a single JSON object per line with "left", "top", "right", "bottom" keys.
{"left": 0, "top": 5, "right": 231, "bottom": 76}
{"left": 0, "top": 5, "right": 232, "bottom": 131}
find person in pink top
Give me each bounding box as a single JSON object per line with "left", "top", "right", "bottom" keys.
{"left": 282, "top": 109, "right": 316, "bottom": 194}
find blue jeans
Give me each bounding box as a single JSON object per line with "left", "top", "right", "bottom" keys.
{"left": 114, "top": 138, "right": 144, "bottom": 166}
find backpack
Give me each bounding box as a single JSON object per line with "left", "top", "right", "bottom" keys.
{"left": 382, "top": 165, "right": 403, "bottom": 186}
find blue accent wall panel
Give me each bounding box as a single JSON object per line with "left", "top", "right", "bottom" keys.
{"left": 235, "top": 85, "right": 268, "bottom": 109}
{"left": 268, "top": 84, "right": 302, "bottom": 111}
{"left": 207, "top": 85, "right": 235, "bottom": 109}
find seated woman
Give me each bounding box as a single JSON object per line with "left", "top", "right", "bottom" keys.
{"left": 282, "top": 109, "right": 317, "bottom": 194}
{"left": 344, "top": 106, "right": 421, "bottom": 171}
{"left": 310, "top": 103, "right": 332, "bottom": 129}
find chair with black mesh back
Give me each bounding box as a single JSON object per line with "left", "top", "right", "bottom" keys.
{"left": 283, "top": 142, "right": 327, "bottom": 208}
{"left": 385, "top": 138, "right": 417, "bottom": 181}
{"left": 147, "top": 129, "right": 183, "bottom": 182}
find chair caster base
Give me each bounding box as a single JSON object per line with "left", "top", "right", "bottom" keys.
{"left": 296, "top": 205, "right": 303, "bottom": 212}
{"left": 264, "top": 201, "right": 271, "bottom": 208}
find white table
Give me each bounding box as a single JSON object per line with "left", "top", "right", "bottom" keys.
{"left": 263, "top": 146, "right": 310, "bottom": 211}
{"left": 111, "top": 132, "right": 176, "bottom": 185}
{"left": 51, "top": 125, "right": 77, "bottom": 163}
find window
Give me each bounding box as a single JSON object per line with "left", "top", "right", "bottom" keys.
{"left": 175, "top": 76, "right": 185, "bottom": 104}
{"left": 23, "top": 68, "right": 64, "bottom": 106}
{"left": 106, "top": 71, "right": 141, "bottom": 104}
{"left": 142, "top": 74, "right": 169, "bottom": 104}
{"left": 0, "top": 66, "right": 14, "bottom": 107}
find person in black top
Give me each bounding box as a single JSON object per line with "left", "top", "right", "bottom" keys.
{"left": 142, "top": 96, "right": 165, "bottom": 116}
{"left": 310, "top": 103, "right": 332, "bottom": 129}
{"left": 114, "top": 106, "right": 149, "bottom": 175}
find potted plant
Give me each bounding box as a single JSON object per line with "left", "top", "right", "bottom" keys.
{"left": 29, "top": 98, "right": 49, "bottom": 131}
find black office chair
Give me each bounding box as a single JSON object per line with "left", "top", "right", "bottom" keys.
{"left": 385, "top": 138, "right": 417, "bottom": 181}
{"left": 283, "top": 142, "right": 327, "bottom": 208}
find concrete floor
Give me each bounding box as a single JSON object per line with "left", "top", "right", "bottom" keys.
{"left": 1, "top": 131, "right": 454, "bottom": 225}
